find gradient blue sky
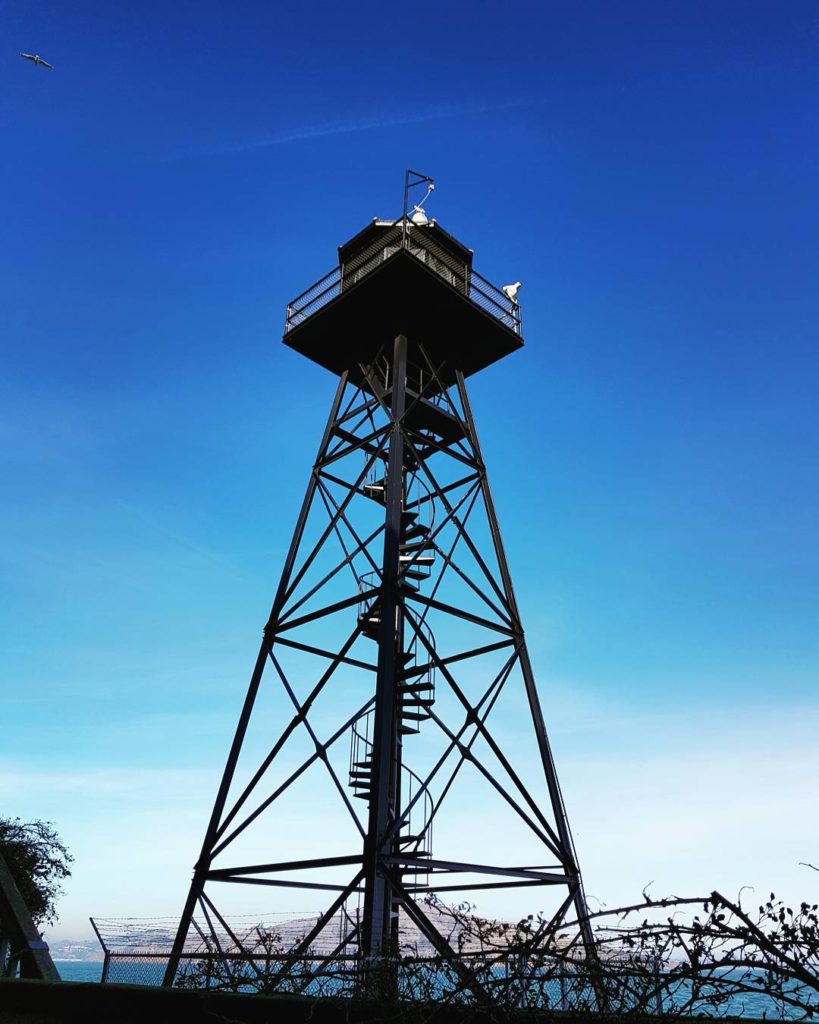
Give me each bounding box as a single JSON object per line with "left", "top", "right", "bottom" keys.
{"left": 2, "top": 1, "right": 818, "bottom": 938}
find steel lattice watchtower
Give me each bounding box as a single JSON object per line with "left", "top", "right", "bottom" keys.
{"left": 164, "top": 176, "right": 595, "bottom": 992}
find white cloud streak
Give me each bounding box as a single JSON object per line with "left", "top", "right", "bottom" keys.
{"left": 160, "top": 98, "right": 535, "bottom": 162}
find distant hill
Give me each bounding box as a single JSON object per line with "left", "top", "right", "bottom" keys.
{"left": 48, "top": 937, "right": 104, "bottom": 962}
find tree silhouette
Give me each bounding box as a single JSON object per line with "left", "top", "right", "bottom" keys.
{"left": 0, "top": 818, "right": 72, "bottom": 927}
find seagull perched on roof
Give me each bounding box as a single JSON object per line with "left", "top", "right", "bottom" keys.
{"left": 20, "top": 52, "right": 54, "bottom": 69}
{"left": 502, "top": 281, "right": 522, "bottom": 305}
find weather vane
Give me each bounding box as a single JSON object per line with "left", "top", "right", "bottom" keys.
{"left": 402, "top": 169, "right": 435, "bottom": 231}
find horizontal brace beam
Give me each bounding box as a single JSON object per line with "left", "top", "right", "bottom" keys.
{"left": 385, "top": 856, "right": 569, "bottom": 883}
{"left": 437, "top": 637, "right": 517, "bottom": 668}
{"left": 326, "top": 426, "right": 389, "bottom": 466}
{"left": 335, "top": 396, "right": 381, "bottom": 428}
{"left": 431, "top": 541, "right": 515, "bottom": 629}
{"left": 401, "top": 637, "right": 516, "bottom": 680}
{"left": 272, "top": 635, "right": 376, "bottom": 673}
{"left": 407, "top": 879, "right": 551, "bottom": 895}
{"left": 403, "top": 472, "right": 481, "bottom": 512}
{"left": 214, "top": 877, "right": 362, "bottom": 894}
{"left": 274, "top": 590, "right": 372, "bottom": 633}
{"left": 408, "top": 429, "right": 479, "bottom": 470}
{"left": 211, "top": 691, "right": 374, "bottom": 856}
{"left": 318, "top": 469, "right": 371, "bottom": 495}
{"left": 208, "top": 854, "right": 363, "bottom": 878}
{"left": 407, "top": 591, "right": 518, "bottom": 637}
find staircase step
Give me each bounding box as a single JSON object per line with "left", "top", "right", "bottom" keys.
{"left": 402, "top": 523, "right": 430, "bottom": 541}
{"left": 401, "top": 711, "right": 432, "bottom": 721}
{"left": 404, "top": 393, "right": 467, "bottom": 447}
{"left": 399, "top": 554, "right": 435, "bottom": 565}
{"left": 359, "top": 613, "right": 380, "bottom": 639}
{"left": 400, "top": 539, "right": 433, "bottom": 552}
{"left": 352, "top": 760, "right": 372, "bottom": 768}
{"left": 402, "top": 531, "right": 430, "bottom": 546}
{"left": 399, "top": 682, "right": 435, "bottom": 693}
{"left": 399, "top": 724, "right": 420, "bottom": 735}
{"left": 403, "top": 570, "right": 431, "bottom": 581}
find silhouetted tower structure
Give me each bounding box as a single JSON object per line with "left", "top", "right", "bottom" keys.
{"left": 164, "top": 173, "right": 594, "bottom": 992}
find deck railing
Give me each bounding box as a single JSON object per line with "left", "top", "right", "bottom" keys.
{"left": 285, "top": 220, "right": 522, "bottom": 336}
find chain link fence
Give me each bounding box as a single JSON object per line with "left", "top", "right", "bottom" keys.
{"left": 99, "top": 948, "right": 591, "bottom": 1010}
{"left": 89, "top": 915, "right": 592, "bottom": 1006}
{"left": 88, "top": 914, "right": 804, "bottom": 1018}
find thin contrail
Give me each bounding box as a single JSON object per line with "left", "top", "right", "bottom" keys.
{"left": 160, "top": 98, "right": 537, "bottom": 162}
{"left": 117, "top": 500, "right": 255, "bottom": 580}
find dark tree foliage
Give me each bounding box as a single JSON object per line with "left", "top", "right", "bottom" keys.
{"left": 0, "top": 818, "right": 73, "bottom": 926}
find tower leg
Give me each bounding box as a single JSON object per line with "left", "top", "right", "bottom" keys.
{"left": 162, "top": 373, "right": 349, "bottom": 988}
{"left": 455, "top": 370, "right": 596, "bottom": 959}
{"left": 361, "top": 335, "right": 407, "bottom": 962}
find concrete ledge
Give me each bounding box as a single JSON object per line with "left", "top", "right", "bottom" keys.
{"left": 0, "top": 979, "right": 552, "bottom": 1024}
{"left": 3, "top": 979, "right": 751, "bottom": 1024}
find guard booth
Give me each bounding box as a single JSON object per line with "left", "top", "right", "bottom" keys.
{"left": 285, "top": 215, "right": 522, "bottom": 389}
{"left": 339, "top": 218, "right": 472, "bottom": 295}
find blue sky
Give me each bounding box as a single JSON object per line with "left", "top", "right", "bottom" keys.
{"left": 1, "top": 0, "right": 818, "bottom": 938}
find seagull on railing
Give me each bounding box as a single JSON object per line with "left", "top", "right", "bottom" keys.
{"left": 20, "top": 52, "right": 54, "bottom": 69}
{"left": 502, "top": 282, "right": 522, "bottom": 306}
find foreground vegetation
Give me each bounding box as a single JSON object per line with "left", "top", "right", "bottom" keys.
{"left": 173, "top": 888, "right": 819, "bottom": 1019}
{"left": 0, "top": 818, "right": 73, "bottom": 929}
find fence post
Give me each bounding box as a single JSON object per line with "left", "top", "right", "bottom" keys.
{"left": 89, "top": 918, "right": 110, "bottom": 984}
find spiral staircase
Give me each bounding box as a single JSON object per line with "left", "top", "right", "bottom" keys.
{"left": 350, "top": 447, "right": 439, "bottom": 882}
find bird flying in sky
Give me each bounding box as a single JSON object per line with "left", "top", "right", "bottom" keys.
{"left": 19, "top": 52, "right": 54, "bottom": 69}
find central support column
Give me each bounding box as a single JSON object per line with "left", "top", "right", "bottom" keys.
{"left": 361, "top": 334, "right": 407, "bottom": 960}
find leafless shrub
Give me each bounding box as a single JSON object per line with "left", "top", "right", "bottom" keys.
{"left": 174, "top": 888, "right": 819, "bottom": 1019}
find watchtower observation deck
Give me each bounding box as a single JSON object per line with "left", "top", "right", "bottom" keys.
{"left": 284, "top": 217, "right": 523, "bottom": 387}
